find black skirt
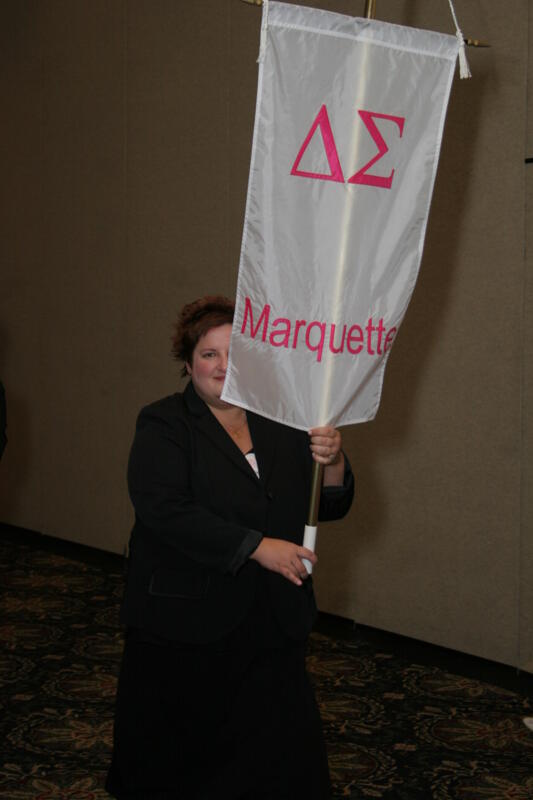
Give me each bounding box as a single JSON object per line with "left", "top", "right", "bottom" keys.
{"left": 106, "top": 623, "right": 331, "bottom": 800}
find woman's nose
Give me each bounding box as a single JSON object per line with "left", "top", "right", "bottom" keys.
{"left": 220, "top": 353, "right": 228, "bottom": 371}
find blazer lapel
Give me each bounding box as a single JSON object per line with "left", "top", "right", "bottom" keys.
{"left": 248, "top": 411, "right": 280, "bottom": 488}
{"left": 183, "top": 381, "right": 260, "bottom": 482}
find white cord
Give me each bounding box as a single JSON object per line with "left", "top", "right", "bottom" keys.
{"left": 447, "top": 0, "right": 472, "bottom": 79}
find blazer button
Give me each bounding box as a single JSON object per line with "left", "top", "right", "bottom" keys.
{"left": 266, "top": 491, "right": 274, "bottom": 501}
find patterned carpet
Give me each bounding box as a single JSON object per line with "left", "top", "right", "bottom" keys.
{"left": 1, "top": 529, "right": 532, "bottom": 799}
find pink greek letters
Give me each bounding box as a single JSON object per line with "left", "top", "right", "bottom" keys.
{"left": 291, "top": 105, "right": 405, "bottom": 190}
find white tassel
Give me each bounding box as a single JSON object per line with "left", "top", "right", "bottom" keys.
{"left": 455, "top": 28, "right": 472, "bottom": 79}
{"left": 447, "top": 0, "right": 472, "bottom": 79}
{"left": 257, "top": 0, "right": 269, "bottom": 64}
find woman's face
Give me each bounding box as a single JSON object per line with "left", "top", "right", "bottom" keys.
{"left": 187, "top": 323, "right": 233, "bottom": 408}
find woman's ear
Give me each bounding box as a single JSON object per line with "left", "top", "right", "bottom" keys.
{"left": 185, "top": 362, "right": 192, "bottom": 375}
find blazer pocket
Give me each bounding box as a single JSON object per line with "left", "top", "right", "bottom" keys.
{"left": 148, "top": 566, "right": 210, "bottom": 599}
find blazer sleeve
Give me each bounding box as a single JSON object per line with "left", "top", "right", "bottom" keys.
{"left": 128, "top": 408, "right": 261, "bottom": 575}
{"left": 318, "top": 453, "right": 355, "bottom": 522}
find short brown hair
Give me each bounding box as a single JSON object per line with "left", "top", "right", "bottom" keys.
{"left": 172, "top": 295, "right": 235, "bottom": 377}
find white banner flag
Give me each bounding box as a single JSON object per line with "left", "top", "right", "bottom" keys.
{"left": 222, "top": 1, "right": 459, "bottom": 430}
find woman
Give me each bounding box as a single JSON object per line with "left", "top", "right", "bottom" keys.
{"left": 106, "top": 295, "right": 354, "bottom": 800}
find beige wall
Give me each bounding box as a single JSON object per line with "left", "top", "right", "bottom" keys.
{"left": 522, "top": 0, "right": 533, "bottom": 674}
{"left": 0, "top": 0, "right": 531, "bottom": 671}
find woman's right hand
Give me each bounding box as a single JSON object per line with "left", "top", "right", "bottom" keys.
{"left": 249, "top": 537, "right": 317, "bottom": 586}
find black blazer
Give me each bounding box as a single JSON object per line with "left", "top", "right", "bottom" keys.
{"left": 120, "top": 381, "right": 354, "bottom": 643}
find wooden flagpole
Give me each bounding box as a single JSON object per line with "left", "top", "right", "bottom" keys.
{"left": 302, "top": 0, "right": 376, "bottom": 573}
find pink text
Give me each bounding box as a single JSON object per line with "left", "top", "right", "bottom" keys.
{"left": 240, "top": 297, "right": 397, "bottom": 363}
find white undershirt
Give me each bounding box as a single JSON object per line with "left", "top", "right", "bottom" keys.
{"left": 245, "top": 450, "right": 260, "bottom": 478}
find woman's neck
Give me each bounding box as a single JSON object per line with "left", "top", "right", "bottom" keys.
{"left": 210, "top": 404, "right": 247, "bottom": 432}
{"left": 209, "top": 404, "right": 252, "bottom": 454}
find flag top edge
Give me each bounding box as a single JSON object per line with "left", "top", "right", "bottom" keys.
{"left": 268, "top": 1, "right": 460, "bottom": 60}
